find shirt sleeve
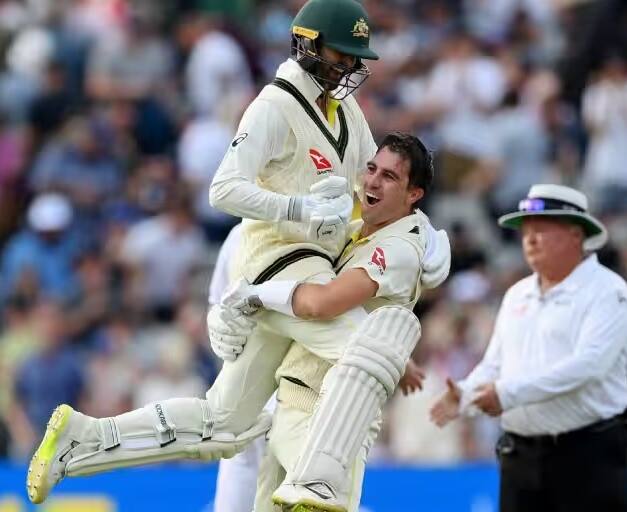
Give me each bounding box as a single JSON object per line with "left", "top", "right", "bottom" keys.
{"left": 209, "top": 98, "right": 293, "bottom": 221}
{"left": 457, "top": 302, "right": 505, "bottom": 413}
{"left": 351, "top": 238, "right": 420, "bottom": 300}
{"left": 495, "top": 287, "right": 627, "bottom": 411}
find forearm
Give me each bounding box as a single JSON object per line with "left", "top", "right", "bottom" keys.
{"left": 209, "top": 177, "right": 293, "bottom": 222}
{"left": 292, "top": 271, "right": 377, "bottom": 320}
{"left": 497, "top": 355, "right": 611, "bottom": 410}
{"left": 292, "top": 283, "right": 351, "bottom": 320}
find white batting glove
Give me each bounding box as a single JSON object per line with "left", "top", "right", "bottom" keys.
{"left": 289, "top": 176, "right": 353, "bottom": 224}
{"left": 206, "top": 303, "right": 257, "bottom": 361}
{"left": 421, "top": 225, "right": 451, "bottom": 289}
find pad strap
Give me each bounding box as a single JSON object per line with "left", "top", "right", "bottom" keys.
{"left": 97, "top": 418, "right": 121, "bottom": 450}
{"left": 199, "top": 399, "right": 214, "bottom": 440}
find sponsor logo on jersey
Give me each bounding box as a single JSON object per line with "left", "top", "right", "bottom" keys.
{"left": 309, "top": 148, "right": 333, "bottom": 174}
{"left": 231, "top": 132, "right": 248, "bottom": 147}
{"left": 370, "top": 247, "right": 386, "bottom": 274}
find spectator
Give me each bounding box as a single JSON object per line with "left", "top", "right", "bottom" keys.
{"left": 119, "top": 186, "right": 209, "bottom": 321}
{"left": 11, "top": 300, "right": 86, "bottom": 454}
{"left": 581, "top": 53, "right": 627, "bottom": 216}
{"left": 1, "top": 193, "right": 84, "bottom": 303}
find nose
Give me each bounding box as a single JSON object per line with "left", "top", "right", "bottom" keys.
{"left": 365, "top": 170, "right": 382, "bottom": 189}
{"left": 335, "top": 53, "right": 356, "bottom": 69}
{"left": 343, "top": 55, "right": 357, "bottom": 68}
{"left": 523, "top": 230, "right": 538, "bottom": 248}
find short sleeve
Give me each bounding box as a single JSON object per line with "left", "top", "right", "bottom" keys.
{"left": 351, "top": 238, "right": 421, "bottom": 299}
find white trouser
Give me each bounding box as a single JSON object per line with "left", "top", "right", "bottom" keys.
{"left": 214, "top": 396, "right": 277, "bottom": 512}
{"left": 63, "top": 257, "right": 359, "bottom": 477}
{"left": 254, "top": 398, "right": 374, "bottom": 512}
{"left": 205, "top": 256, "right": 361, "bottom": 435}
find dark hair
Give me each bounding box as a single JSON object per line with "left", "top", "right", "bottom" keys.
{"left": 377, "top": 132, "right": 434, "bottom": 207}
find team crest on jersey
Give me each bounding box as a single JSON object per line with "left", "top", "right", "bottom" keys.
{"left": 309, "top": 148, "right": 333, "bottom": 174}
{"left": 370, "top": 247, "right": 386, "bottom": 275}
{"left": 352, "top": 18, "right": 369, "bottom": 38}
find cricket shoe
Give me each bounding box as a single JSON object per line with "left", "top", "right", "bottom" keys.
{"left": 273, "top": 480, "right": 347, "bottom": 512}
{"left": 27, "top": 404, "right": 83, "bottom": 504}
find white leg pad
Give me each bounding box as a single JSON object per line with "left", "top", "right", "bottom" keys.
{"left": 286, "top": 306, "right": 421, "bottom": 505}
{"left": 65, "top": 398, "right": 271, "bottom": 477}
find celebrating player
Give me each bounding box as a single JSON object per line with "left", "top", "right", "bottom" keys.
{"left": 25, "top": 1, "right": 433, "bottom": 507}
{"left": 211, "top": 133, "right": 449, "bottom": 512}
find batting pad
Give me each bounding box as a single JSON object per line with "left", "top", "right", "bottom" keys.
{"left": 65, "top": 398, "right": 269, "bottom": 476}
{"left": 290, "top": 306, "right": 421, "bottom": 497}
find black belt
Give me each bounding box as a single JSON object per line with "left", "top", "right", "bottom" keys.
{"left": 506, "top": 414, "right": 625, "bottom": 450}
{"left": 252, "top": 249, "right": 333, "bottom": 285}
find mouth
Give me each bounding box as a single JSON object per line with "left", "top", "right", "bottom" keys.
{"left": 365, "top": 192, "right": 381, "bottom": 206}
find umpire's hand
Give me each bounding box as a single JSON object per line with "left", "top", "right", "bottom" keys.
{"left": 472, "top": 382, "right": 503, "bottom": 417}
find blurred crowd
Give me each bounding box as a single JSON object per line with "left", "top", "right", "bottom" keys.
{"left": 0, "top": 0, "right": 626, "bottom": 465}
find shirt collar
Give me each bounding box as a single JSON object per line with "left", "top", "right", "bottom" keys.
{"left": 275, "top": 58, "right": 325, "bottom": 106}
{"left": 354, "top": 211, "right": 425, "bottom": 245}
{"left": 525, "top": 254, "right": 599, "bottom": 298}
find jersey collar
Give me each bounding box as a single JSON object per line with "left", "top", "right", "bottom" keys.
{"left": 276, "top": 59, "right": 326, "bottom": 107}
{"left": 527, "top": 254, "right": 599, "bottom": 298}
{"left": 353, "top": 210, "right": 427, "bottom": 245}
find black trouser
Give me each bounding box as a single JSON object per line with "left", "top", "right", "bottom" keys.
{"left": 497, "top": 418, "right": 627, "bottom": 512}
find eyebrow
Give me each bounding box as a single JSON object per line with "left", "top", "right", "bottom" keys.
{"left": 367, "top": 161, "right": 400, "bottom": 178}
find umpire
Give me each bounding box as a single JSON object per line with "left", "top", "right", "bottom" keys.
{"left": 431, "top": 184, "right": 627, "bottom": 512}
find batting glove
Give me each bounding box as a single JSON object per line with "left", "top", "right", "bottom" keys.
{"left": 289, "top": 176, "right": 353, "bottom": 225}
{"left": 206, "top": 303, "right": 257, "bottom": 361}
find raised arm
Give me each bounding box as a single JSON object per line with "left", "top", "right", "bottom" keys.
{"left": 208, "top": 99, "right": 293, "bottom": 221}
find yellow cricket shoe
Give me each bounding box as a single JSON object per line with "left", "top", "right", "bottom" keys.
{"left": 26, "top": 404, "right": 74, "bottom": 504}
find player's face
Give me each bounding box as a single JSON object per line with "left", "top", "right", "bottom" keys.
{"left": 318, "top": 46, "right": 357, "bottom": 90}
{"left": 521, "top": 217, "right": 583, "bottom": 275}
{"left": 360, "top": 147, "right": 423, "bottom": 233}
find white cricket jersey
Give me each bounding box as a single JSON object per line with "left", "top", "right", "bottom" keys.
{"left": 209, "top": 59, "right": 377, "bottom": 281}
{"left": 276, "top": 211, "right": 431, "bottom": 394}
{"left": 460, "top": 254, "right": 627, "bottom": 436}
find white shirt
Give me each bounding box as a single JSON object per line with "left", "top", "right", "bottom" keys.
{"left": 185, "top": 30, "right": 254, "bottom": 117}
{"left": 460, "top": 254, "right": 627, "bottom": 436}
{"left": 336, "top": 212, "right": 428, "bottom": 311}
{"left": 208, "top": 223, "right": 242, "bottom": 305}
{"left": 121, "top": 215, "right": 208, "bottom": 306}
{"left": 582, "top": 79, "right": 627, "bottom": 187}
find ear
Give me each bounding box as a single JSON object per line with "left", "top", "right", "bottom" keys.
{"left": 407, "top": 186, "right": 424, "bottom": 207}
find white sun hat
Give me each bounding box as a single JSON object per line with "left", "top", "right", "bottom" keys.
{"left": 498, "top": 184, "right": 608, "bottom": 251}
{"left": 27, "top": 193, "right": 73, "bottom": 232}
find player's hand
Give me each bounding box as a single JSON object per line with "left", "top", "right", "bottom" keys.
{"left": 221, "top": 278, "right": 263, "bottom": 316}
{"left": 472, "top": 382, "right": 503, "bottom": 417}
{"left": 398, "top": 359, "right": 425, "bottom": 396}
{"left": 421, "top": 225, "right": 451, "bottom": 289}
{"left": 429, "top": 377, "right": 462, "bottom": 427}
{"left": 290, "top": 176, "right": 353, "bottom": 225}
{"left": 206, "top": 303, "right": 257, "bottom": 361}
{"left": 306, "top": 214, "right": 345, "bottom": 241}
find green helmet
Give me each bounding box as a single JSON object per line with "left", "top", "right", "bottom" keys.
{"left": 292, "top": 0, "right": 379, "bottom": 60}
